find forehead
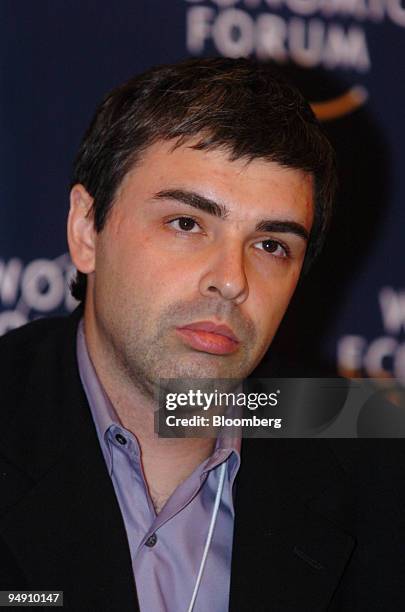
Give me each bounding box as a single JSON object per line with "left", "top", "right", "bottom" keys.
{"left": 115, "top": 139, "right": 314, "bottom": 227}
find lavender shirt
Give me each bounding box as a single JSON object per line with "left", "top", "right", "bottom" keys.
{"left": 76, "top": 321, "right": 241, "bottom": 612}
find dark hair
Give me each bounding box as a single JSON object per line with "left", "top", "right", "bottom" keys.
{"left": 70, "top": 57, "right": 337, "bottom": 302}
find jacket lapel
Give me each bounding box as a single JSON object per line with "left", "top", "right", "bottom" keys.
{"left": 229, "top": 439, "right": 356, "bottom": 611}
{"left": 0, "top": 310, "right": 139, "bottom": 612}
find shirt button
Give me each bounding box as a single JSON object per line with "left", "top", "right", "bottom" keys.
{"left": 145, "top": 533, "right": 157, "bottom": 548}
{"left": 115, "top": 433, "right": 127, "bottom": 445}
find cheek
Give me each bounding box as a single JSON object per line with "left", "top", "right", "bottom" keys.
{"left": 249, "top": 274, "right": 300, "bottom": 336}
{"left": 112, "top": 238, "right": 196, "bottom": 306}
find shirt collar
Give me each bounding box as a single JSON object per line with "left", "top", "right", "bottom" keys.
{"left": 76, "top": 318, "right": 241, "bottom": 472}
{"left": 76, "top": 319, "right": 120, "bottom": 472}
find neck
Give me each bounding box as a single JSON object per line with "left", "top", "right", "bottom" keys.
{"left": 83, "top": 309, "right": 216, "bottom": 512}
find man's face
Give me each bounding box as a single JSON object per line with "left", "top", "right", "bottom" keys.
{"left": 82, "top": 140, "right": 313, "bottom": 395}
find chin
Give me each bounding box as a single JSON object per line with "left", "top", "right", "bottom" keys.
{"left": 156, "top": 358, "right": 237, "bottom": 381}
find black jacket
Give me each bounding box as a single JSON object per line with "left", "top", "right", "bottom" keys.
{"left": 1, "top": 310, "right": 405, "bottom": 611}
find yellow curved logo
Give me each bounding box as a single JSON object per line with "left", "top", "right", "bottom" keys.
{"left": 311, "top": 86, "right": 369, "bottom": 122}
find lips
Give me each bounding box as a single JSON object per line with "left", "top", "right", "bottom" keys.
{"left": 180, "top": 321, "right": 239, "bottom": 341}
{"left": 175, "top": 320, "right": 240, "bottom": 355}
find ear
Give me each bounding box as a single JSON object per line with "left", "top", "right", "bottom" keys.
{"left": 67, "top": 184, "right": 96, "bottom": 274}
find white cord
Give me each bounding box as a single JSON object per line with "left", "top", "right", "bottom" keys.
{"left": 186, "top": 460, "right": 227, "bottom": 612}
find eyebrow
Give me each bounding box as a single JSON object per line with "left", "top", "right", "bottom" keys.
{"left": 153, "top": 188, "right": 309, "bottom": 242}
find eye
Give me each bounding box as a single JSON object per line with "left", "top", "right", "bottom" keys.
{"left": 255, "top": 239, "right": 289, "bottom": 259}
{"left": 168, "top": 217, "right": 201, "bottom": 233}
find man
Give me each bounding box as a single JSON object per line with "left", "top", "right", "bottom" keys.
{"left": 0, "top": 57, "right": 404, "bottom": 611}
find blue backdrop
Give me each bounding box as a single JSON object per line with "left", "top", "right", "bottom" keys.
{"left": 1, "top": 0, "right": 404, "bottom": 379}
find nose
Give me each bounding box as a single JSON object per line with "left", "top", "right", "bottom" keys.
{"left": 198, "top": 243, "right": 249, "bottom": 305}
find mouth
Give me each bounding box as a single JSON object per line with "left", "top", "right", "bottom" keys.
{"left": 175, "top": 320, "right": 240, "bottom": 355}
